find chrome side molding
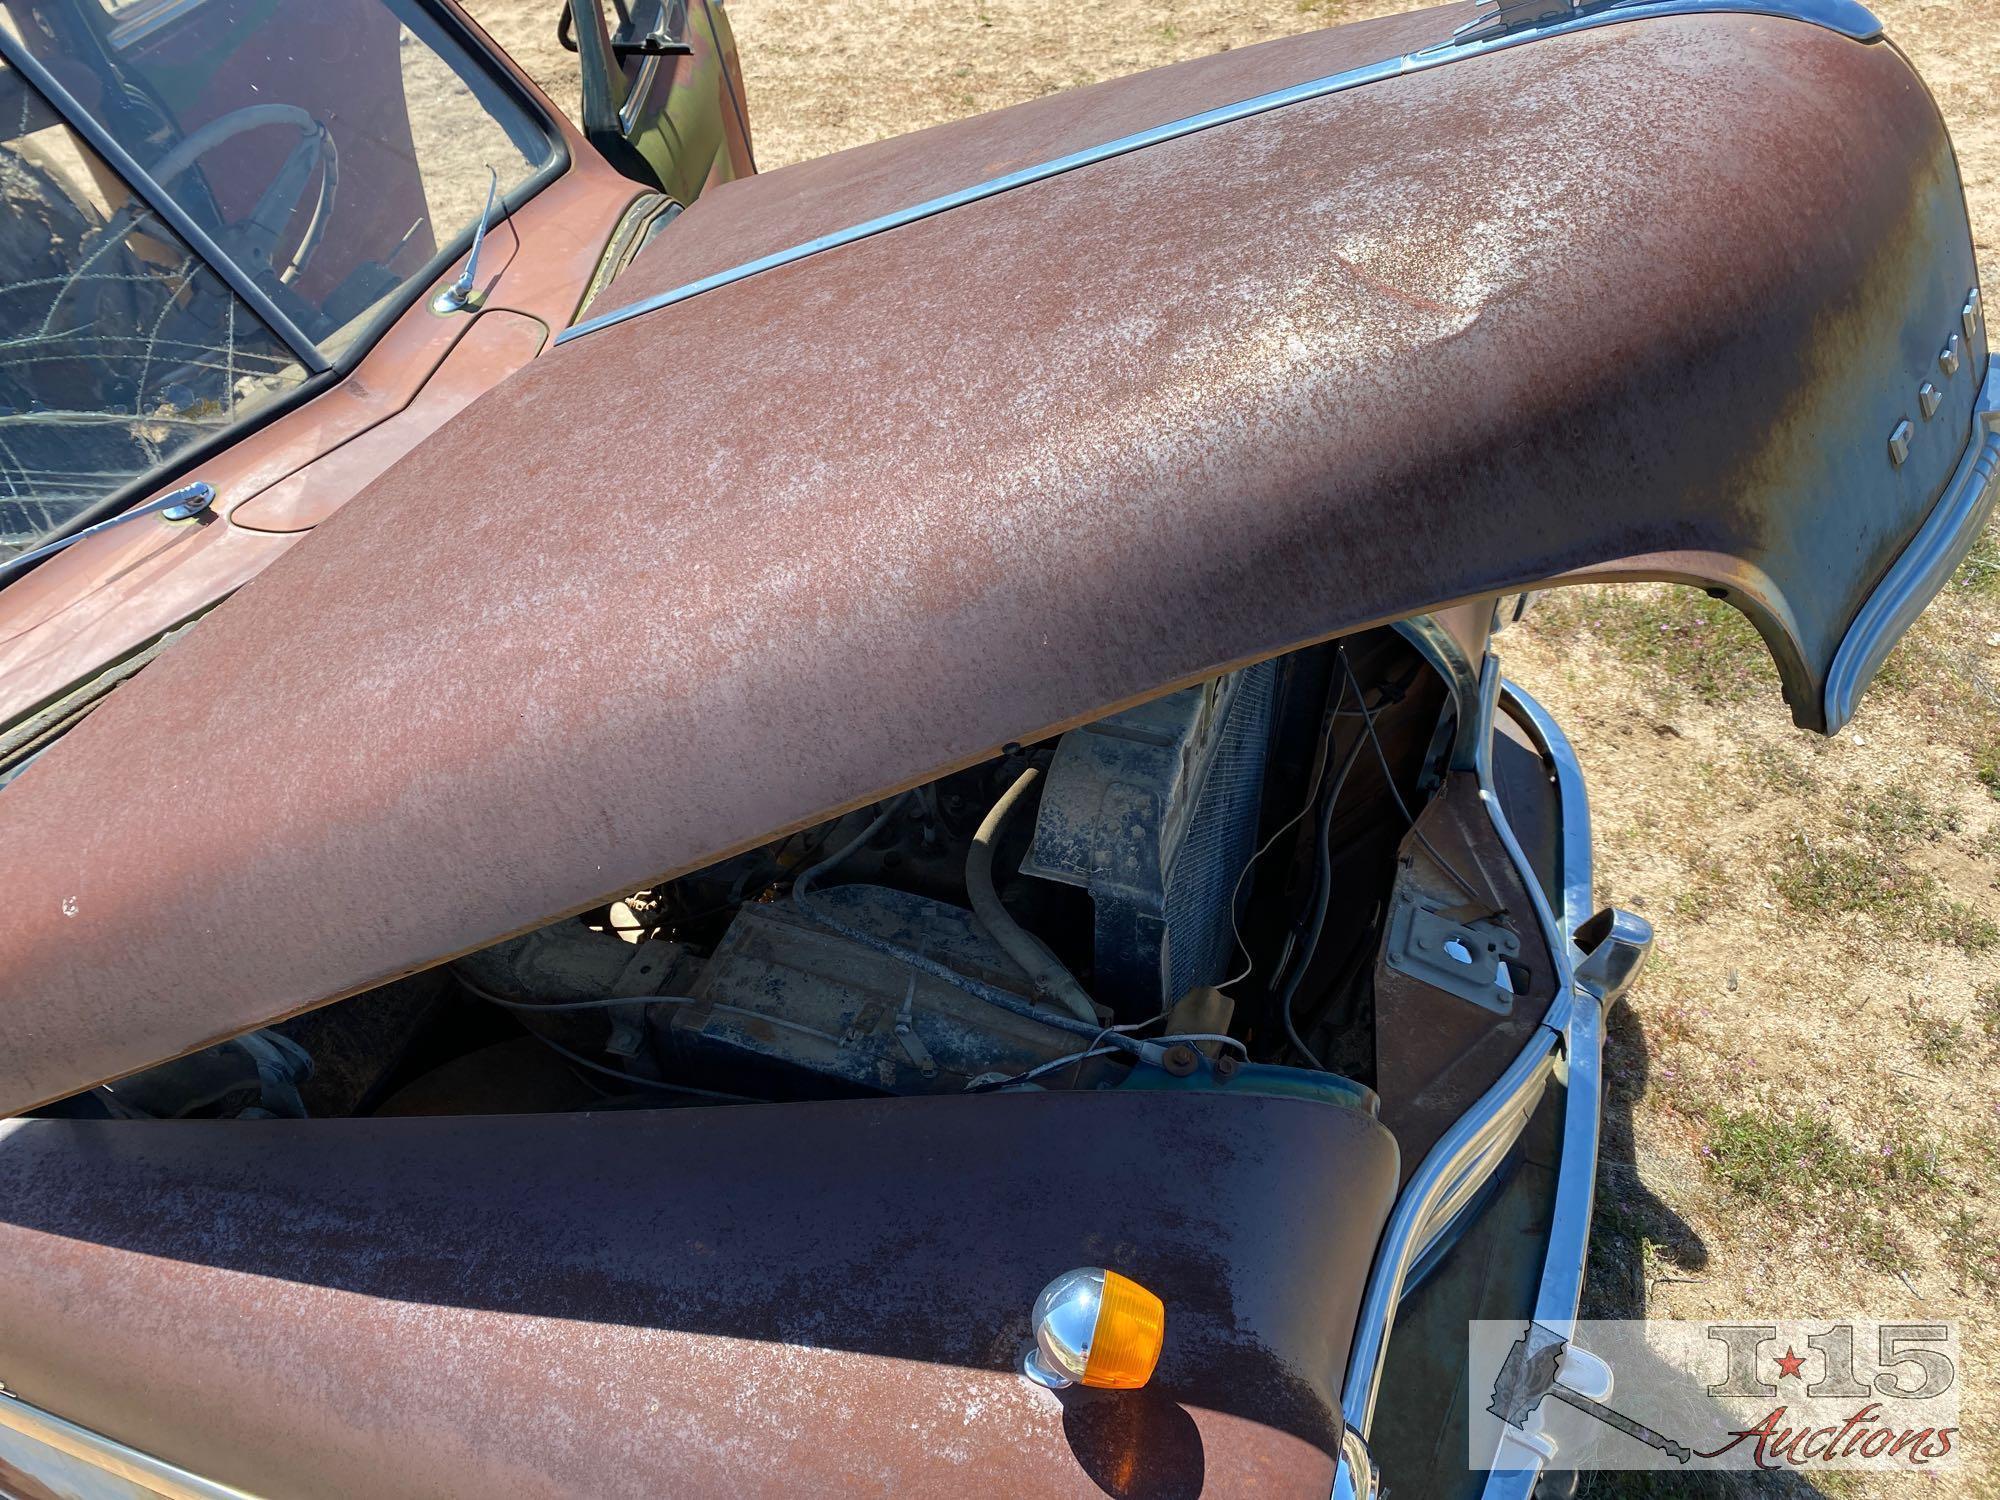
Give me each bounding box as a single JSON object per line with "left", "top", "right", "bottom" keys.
{"left": 1475, "top": 685, "right": 1620, "bottom": 1497}
{"left": 0, "top": 1388, "right": 260, "bottom": 1500}
{"left": 1825, "top": 358, "right": 1999, "bottom": 731}
{"left": 557, "top": 0, "right": 1881, "bottom": 348}
{"left": 1333, "top": 1425, "right": 1382, "bottom": 1499}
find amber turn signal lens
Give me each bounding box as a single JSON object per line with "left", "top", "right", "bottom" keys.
{"left": 1022, "top": 1267, "right": 1167, "bottom": 1391}
{"left": 1081, "top": 1270, "right": 1166, "bottom": 1389}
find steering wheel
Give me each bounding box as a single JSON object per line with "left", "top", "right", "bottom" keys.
{"left": 121, "top": 104, "right": 339, "bottom": 286}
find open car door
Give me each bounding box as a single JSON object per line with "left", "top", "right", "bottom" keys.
{"left": 564, "top": 0, "right": 753, "bottom": 201}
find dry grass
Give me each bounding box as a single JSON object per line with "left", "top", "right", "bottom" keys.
{"left": 473, "top": 2, "right": 2000, "bottom": 1492}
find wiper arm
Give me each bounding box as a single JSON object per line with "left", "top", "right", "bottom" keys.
{"left": 432, "top": 169, "right": 499, "bottom": 316}
{"left": 0, "top": 482, "right": 214, "bottom": 589}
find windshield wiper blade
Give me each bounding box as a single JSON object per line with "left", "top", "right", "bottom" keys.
{"left": 0, "top": 482, "right": 214, "bottom": 589}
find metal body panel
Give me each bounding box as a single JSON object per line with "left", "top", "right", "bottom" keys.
{"left": 595, "top": 4, "right": 1472, "bottom": 318}
{"left": 617, "top": 0, "right": 756, "bottom": 201}
{"left": 0, "top": 1090, "right": 1397, "bottom": 1497}
{"left": 0, "top": 13, "right": 1982, "bottom": 1113}
{"left": 1372, "top": 767, "right": 1557, "bottom": 1172}
{"left": 225, "top": 312, "right": 550, "bottom": 533}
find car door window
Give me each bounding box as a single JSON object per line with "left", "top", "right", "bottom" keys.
{"left": 10, "top": 0, "right": 558, "bottom": 347}
{"left": 0, "top": 0, "right": 560, "bottom": 555}
{"left": 0, "top": 55, "right": 305, "bottom": 552}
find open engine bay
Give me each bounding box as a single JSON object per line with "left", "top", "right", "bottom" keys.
{"left": 50, "top": 627, "right": 1545, "bottom": 1123}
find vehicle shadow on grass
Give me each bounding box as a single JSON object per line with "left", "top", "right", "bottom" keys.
{"left": 1561, "top": 995, "right": 1835, "bottom": 1500}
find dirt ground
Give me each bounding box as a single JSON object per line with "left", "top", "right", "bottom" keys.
{"left": 474, "top": 3, "right": 1999, "bottom": 1493}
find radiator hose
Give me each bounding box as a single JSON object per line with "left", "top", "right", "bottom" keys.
{"left": 966, "top": 766, "right": 1101, "bottom": 1023}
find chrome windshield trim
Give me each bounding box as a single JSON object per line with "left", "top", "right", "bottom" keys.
{"left": 0, "top": 30, "right": 329, "bottom": 376}
{"left": 0, "top": 1390, "right": 260, "bottom": 1500}
{"left": 1824, "top": 358, "right": 1999, "bottom": 732}
{"left": 556, "top": 0, "right": 1880, "bottom": 347}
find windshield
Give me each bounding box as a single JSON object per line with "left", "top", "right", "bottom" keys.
{"left": 0, "top": 0, "right": 556, "bottom": 555}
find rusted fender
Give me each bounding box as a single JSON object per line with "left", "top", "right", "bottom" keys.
{"left": 0, "top": 1090, "right": 1397, "bottom": 1497}
{"left": 0, "top": 9, "right": 1982, "bottom": 1112}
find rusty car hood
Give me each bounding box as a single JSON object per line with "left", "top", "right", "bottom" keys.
{"left": 0, "top": 3, "right": 1986, "bottom": 1113}
{"left": 0, "top": 1089, "right": 1397, "bottom": 1497}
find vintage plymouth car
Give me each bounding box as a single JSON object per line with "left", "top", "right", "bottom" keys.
{"left": 0, "top": 0, "right": 752, "bottom": 781}
{"left": 0, "top": 0, "right": 1991, "bottom": 1496}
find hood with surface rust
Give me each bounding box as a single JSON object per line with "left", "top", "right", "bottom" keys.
{"left": 0, "top": 1090, "right": 1398, "bottom": 1497}
{"left": 0, "top": 4, "right": 1984, "bottom": 1112}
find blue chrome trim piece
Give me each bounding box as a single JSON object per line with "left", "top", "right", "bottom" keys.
{"left": 1502, "top": 679, "right": 1596, "bottom": 950}
{"left": 1474, "top": 656, "right": 1581, "bottom": 1031}
{"left": 557, "top": 0, "right": 1881, "bottom": 347}
{"left": 1400, "top": 661, "right": 1585, "bottom": 1276}
{"left": 1533, "top": 993, "right": 1606, "bottom": 1327}
{"left": 1825, "top": 359, "right": 2000, "bottom": 732}
{"left": 0, "top": 1391, "right": 257, "bottom": 1500}
{"left": 1342, "top": 1024, "right": 1560, "bottom": 1437}
{"left": 1476, "top": 682, "right": 1605, "bottom": 1498}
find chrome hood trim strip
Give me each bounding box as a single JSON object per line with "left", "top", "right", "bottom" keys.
{"left": 557, "top": 0, "right": 1881, "bottom": 347}
{"left": 1825, "top": 358, "right": 2000, "bottom": 731}
{"left": 0, "top": 1390, "right": 261, "bottom": 1500}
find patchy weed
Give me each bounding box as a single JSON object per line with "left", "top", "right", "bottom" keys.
{"left": 1534, "top": 586, "right": 1774, "bottom": 709}
{"left": 1976, "top": 983, "right": 2000, "bottom": 1046}
{"left": 1771, "top": 833, "right": 1998, "bottom": 951}
{"left": 1701, "top": 1104, "right": 1948, "bottom": 1271}
{"left": 1941, "top": 1207, "right": 2000, "bottom": 1294}
{"left": 1902, "top": 1002, "right": 1968, "bottom": 1067}
{"left": 1953, "top": 518, "right": 2000, "bottom": 600}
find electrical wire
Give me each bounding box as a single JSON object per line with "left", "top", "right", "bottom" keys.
{"left": 452, "top": 970, "right": 845, "bottom": 1046}
{"left": 971, "top": 1024, "right": 1250, "bottom": 1093}
{"left": 1336, "top": 645, "right": 1503, "bottom": 916}
{"left": 1217, "top": 673, "right": 1350, "bottom": 992}
{"left": 1276, "top": 693, "right": 1370, "bottom": 1071}
{"left": 971, "top": 1045, "right": 1126, "bottom": 1091}
{"left": 965, "top": 765, "right": 1099, "bottom": 1022}
{"left": 527, "top": 1031, "right": 756, "bottom": 1103}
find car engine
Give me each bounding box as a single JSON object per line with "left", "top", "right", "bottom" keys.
{"left": 55, "top": 633, "right": 1442, "bottom": 1119}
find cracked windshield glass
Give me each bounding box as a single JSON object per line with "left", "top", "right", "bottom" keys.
{"left": 0, "top": 0, "right": 556, "bottom": 556}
